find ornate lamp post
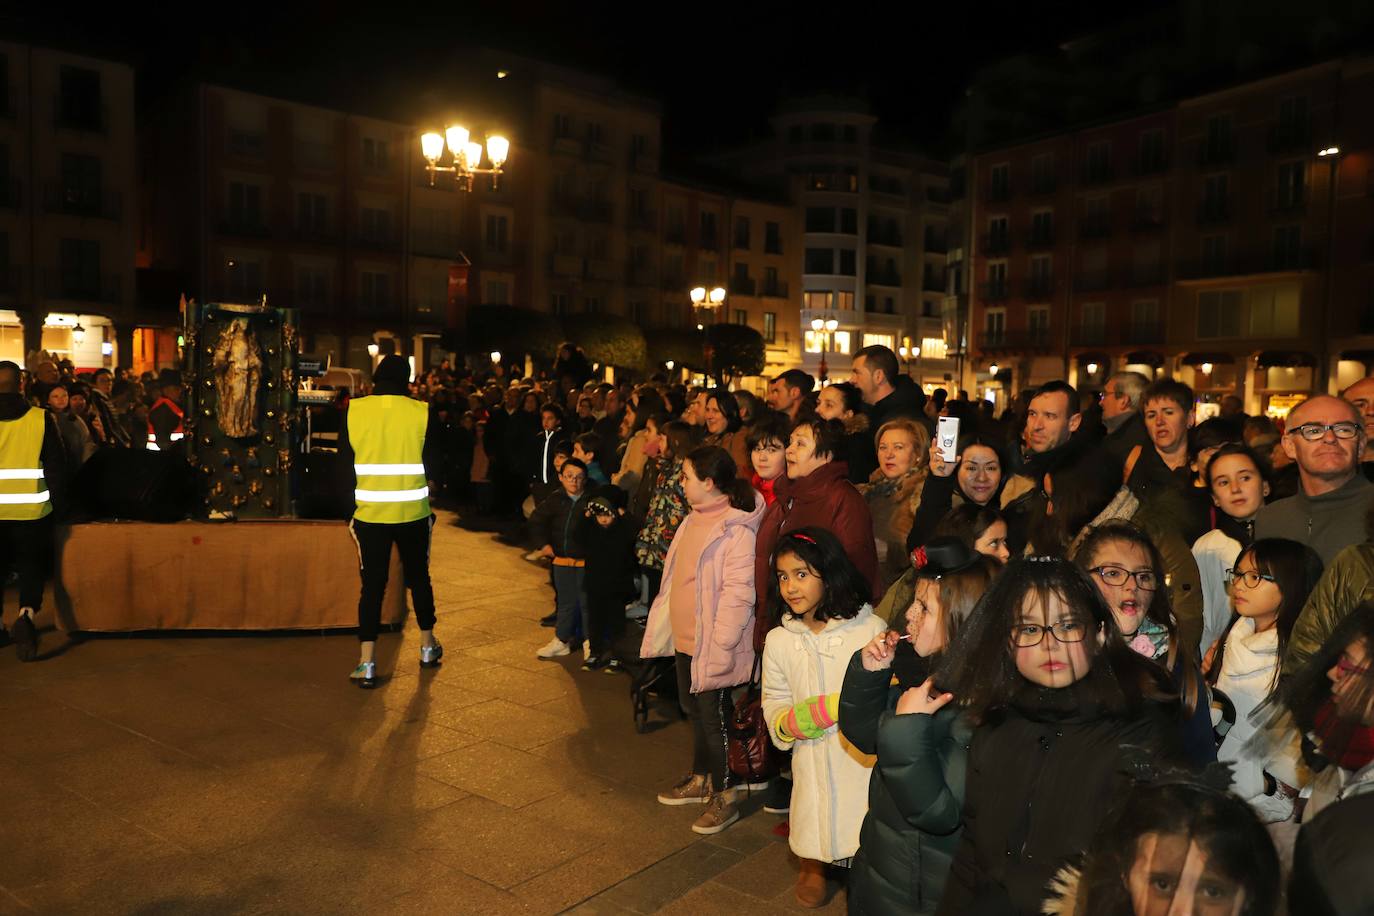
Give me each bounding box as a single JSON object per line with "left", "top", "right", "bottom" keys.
{"left": 811, "top": 317, "right": 839, "bottom": 383}
{"left": 419, "top": 126, "right": 510, "bottom": 191}
{"left": 690, "top": 286, "right": 725, "bottom": 383}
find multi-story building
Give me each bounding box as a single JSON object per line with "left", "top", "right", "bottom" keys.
{"left": 716, "top": 97, "right": 956, "bottom": 390}
{"left": 966, "top": 56, "right": 1370, "bottom": 419}
{"left": 140, "top": 84, "right": 415, "bottom": 370}
{"left": 0, "top": 42, "right": 137, "bottom": 371}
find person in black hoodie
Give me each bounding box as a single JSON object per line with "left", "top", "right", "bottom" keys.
{"left": 0, "top": 361, "right": 67, "bottom": 661}
{"left": 578, "top": 484, "right": 639, "bottom": 672}
{"left": 934, "top": 557, "right": 1182, "bottom": 916}
{"left": 852, "top": 345, "right": 933, "bottom": 438}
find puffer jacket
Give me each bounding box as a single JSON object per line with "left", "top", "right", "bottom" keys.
{"left": 1192, "top": 526, "right": 1245, "bottom": 657}
{"left": 1286, "top": 542, "right": 1374, "bottom": 672}
{"left": 1215, "top": 616, "right": 1303, "bottom": 822}
{"left": 640, "top": 491, "right": 764, "bottom": 692}
{"left": 762, "top": 605, "right": 888, "bottom": 863}
{"left": 842, "top": 652, "right": 970, "bottom": 915}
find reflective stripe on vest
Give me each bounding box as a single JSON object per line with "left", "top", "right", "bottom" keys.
{"left": 147, "top": 396, "right": 185, "bottom": 450}
{"left": 347, "top": 395, "right": 430, "bottom": 524}
{"left": 0, "top": 407, "right": 52, "bottom": 520}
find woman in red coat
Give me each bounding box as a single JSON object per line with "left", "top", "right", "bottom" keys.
{"left": 753, "top": 416, "right": 880, "bottom": 651}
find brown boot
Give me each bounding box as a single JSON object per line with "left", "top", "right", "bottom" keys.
{"left": 794, "top": 857, "right": 828, "bottom": 908}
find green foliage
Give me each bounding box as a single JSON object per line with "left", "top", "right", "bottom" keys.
{"left": 463, "top": 306, "right": 563, "bottom": 361}
{"left": 645, "top": 328, "right": 706, "bottom": 372}
{"left": 706, "top": 323, "right": 766, "bottom": 384}
{"left": 562, "top": 315, "right": 647, "bottom": 370}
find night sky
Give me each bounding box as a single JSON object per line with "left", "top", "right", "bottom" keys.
{"left": 3, "top": 0, "right": 1165, "bottom": 155}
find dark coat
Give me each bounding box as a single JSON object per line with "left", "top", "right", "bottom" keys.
{"left": 1125, "top": 444, "right": 1212, "bottom": 547}
{"left": 867, "top": 378, "right": 934, "bottom": 440}
{"left": 842, "top": 653, "right": 970, "bottom": 915}
{"left": 843, "top": 413, "right": 878, "bottom": 484}
{"left": 753, "top": 460, "right": 880, "bottom": 649}
{"left": 1100, "top": 411, "right": 1151, "bottom": 471}
{"left": 579, "top": 511, "right": 639, "bottom": 599}
{"left": 936, "top": 684, "right": 1178, "bottom": 916}
{"left": 528, "top": 489, "right": 588, "bottom": 558}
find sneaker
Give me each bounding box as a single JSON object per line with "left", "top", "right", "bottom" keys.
{"left": 602, "top": 658, "right": 625, "bottom": 675}
{"left": 691, "top": 793, "right": 740, "bottom": 835}
{"left": 657, "top": 773, "right": 711, "bottom": 806}
{"left": 763, "top": 776, "right": 792, "bottom": 815}
{"left": 419, "top": 640, "right": 444, "bottom": 668}
{"left": 581, "top": 654, "right": 609, "bottom": 672}
{"left": 12, "top": 612, "right": 37, "bottom": 663}
{"left": 349, "top": 661, "right": 377, "bottom": 688}
{"left": 536, "top": 637, "right": 572, "bottom": 659}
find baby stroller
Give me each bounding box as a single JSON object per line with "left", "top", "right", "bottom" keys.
{"left": 620, "top": 617, "right": 680, "bottom": 733}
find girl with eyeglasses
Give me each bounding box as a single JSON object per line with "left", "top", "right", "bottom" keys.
{"left": 932, "top": 557, "right": 1181, "bottom": 915}
{"left": 1074, "top": 521, "right": 1215, "bottom": 766}
{"left": 1209, "top": 538, "right": 1322, "bottom": 823}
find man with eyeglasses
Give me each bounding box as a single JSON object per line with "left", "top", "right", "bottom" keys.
{"left": 1255, "top": 395, "right": 1374, "bottom": 564}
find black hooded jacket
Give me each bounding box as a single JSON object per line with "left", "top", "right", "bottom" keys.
{"left": 867, "top": 376, "right": 934, "bottom": 440}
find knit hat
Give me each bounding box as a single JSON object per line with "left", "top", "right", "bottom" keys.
{"left": 910, "top": 536, "right": 982, "bottom": 579}
{"left": 371, "top": 354, "right": 411, "bottom": 387}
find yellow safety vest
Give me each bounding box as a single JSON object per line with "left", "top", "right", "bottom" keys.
{"left": 347, "top": 394, "right": 430, "bottom": 524}
{"left": 0, "top": 407, "right": 53, "bottom": 521}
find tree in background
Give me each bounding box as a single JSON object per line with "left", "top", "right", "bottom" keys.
{"left": 705, "top": 323, "right": 765, "bottom": 387}
{"left": 562, "top": 315, "right": 647, "bottom": 374}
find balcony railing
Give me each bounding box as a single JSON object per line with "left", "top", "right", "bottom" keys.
{"left": 1198, "top": 139, "right": 1234, "bottom": 168}
{"left": 729, "top": 276, "right": 756, "bottom": 296}
{"left": 869, "top": 269, "right": 902, "bottom": 287}
{"left": 761, "top": 280, "right": 790, "bottom": 299}
{"left": 981, "top": 232, "right": 1012, "bottom": 254}
{"left": 43, "top": 183, "right": 122, "bottom": 220}
{"left": 1070, "top": 324, "right": 1107, "bottom": 346}
{"left": 1122, "top": 321, "right": 1164, "bottom": 345}
{"left": 980, "top": 281, "right": 1009, "bottom": 301}
{"left": 1079, "top": 217, "right": 1111, "bottom": 240}
{"left": 1268, "top": 120, "right": 1311, "bottom": 154}
{"left": 1074, "top": 271, "right": 1113, "bottom": 292}
{"left": 1176, "top": 249, "right": 1317, "bottom": 280}
{"left": 869, "top": 229, "right": 903, "bottom": 247}
{"left": 1196, "top": 199, "right": 1230, "bottom": 224}
{"left": 977, "top": 329, "right": 1053, "bottom": 350}
{"left": 42, "top": 269, "right": 121, "bottom": 303}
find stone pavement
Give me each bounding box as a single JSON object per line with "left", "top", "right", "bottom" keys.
{"left": 0, "top": 510, "right": 849, "bottom": 914}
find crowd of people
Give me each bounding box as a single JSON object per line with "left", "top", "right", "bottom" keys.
{"left": 425, "top": 342, "right": 1374, "bottom": 915}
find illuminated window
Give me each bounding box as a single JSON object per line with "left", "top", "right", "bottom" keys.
{"left": 921, "top": 337, "right": 948, "bottom": 360}
{"left": 833, "top": 331, "right": 851, "bottom": 354}
{"left": 804, "top": 291, "right": 831, "bottom": 310}
{"left": 804, "top": 330, "right": 823, "bottom": 353}
{"left": 862, "top": 333, "right": 895, "bottom": 350}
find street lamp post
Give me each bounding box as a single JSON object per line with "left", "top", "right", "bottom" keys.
{"left": 811, "top": 317, "right": 839, "bottom": 383}
{"left": 1318, "top": 144, "right": 1341, "bottom": 393}
{"left": 690, "top": 286, "right": 726, "bottom": 384}
{"left": 419, "top": 127, "right": 511, "bottom": 191}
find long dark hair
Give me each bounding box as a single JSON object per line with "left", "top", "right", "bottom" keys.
{"left": 935, "top": 557, "right": 1176, "bottom": 725}
{"left": 1277, "top": 601, "right": 1374, "bottom": 763}
{"left": 1211, "top": 538, "right": 1323, "bottom": 690}
{"left": 768, "top": 527, "right": 872, "bottom": 626}
{"left": 1071, "top": 781, "right": 1280, "bottom": 916}
{"left": 1073, "top": 521, "right": 1202, "bottom": 715}
{"left": 707, "top": 390, "right": 743, "bottom": 433}
{"left": 662, "top": 420, "right": 700, "bottom": 462}
{"left": 933, "top": 503, "right": 1005, "bottom": 552}
{"left": 685, "top": 444, "right": 755, "bottom": 512}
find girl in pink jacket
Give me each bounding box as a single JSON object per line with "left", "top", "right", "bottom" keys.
{"left": 642, "top": 444, "right": 764, "bottom": 836}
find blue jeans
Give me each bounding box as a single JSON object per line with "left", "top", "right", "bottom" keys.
{"left": 552, "top": 565, "right": 586, "bottom": 644}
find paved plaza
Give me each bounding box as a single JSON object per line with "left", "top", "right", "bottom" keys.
{"left": 0, "top": 511, "right": 846, "bottom": 914}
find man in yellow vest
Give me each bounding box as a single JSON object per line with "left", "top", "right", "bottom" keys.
{"left": 0, "top": 361, "right": 67, "bottom": 661}
{"left": 338, "top": 355, "right": 441, "bottom": 687}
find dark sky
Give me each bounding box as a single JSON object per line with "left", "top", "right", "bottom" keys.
{"left": 6, "top": 0, "right": 1163, "bottom": 154}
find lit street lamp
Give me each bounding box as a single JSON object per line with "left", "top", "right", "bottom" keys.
{"left": 420, "top": 126, "right": 510, "bottom": 191}
{"left": 811, "top": 317, "right": 839, "bottom": 383}
{"left": 898, "top": 342, "right": 921, "bottom": 381}
{"left": 690, "top": 286, "right": 726, "bottom": 383}
{"left": 71, "top": 323, "right": 86, "bottom": 347}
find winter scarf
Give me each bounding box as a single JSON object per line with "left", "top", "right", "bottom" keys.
{"left": 1315, "top": 700, "right": 1374, "bottom": 771}
{"left": 1124, "top": 617, "right": 1171, "bottom": 662}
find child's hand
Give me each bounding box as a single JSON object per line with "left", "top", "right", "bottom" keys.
{"left": 895, "top": 677, "right": 954, "bottom": 716}
{"left": 1201, "top": 638, "right": 1220, "bottom": 677}
{"left": 861, "top": 630, "right": 902, "bottom": 671}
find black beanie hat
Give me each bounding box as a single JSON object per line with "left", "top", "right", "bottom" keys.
{"left": 372, "top": 354, "right": 411, "bottom": 387}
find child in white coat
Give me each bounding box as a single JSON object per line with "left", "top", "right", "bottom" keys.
{"left": 763, "top": 526, "right": 887, "bottom": 908}
{"left": 1212, "top": 537, "right": 1323, "bottom": 823}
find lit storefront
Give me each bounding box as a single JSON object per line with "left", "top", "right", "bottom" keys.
{"left": 1178, "top": 352, "right": 1239, "bottom": 421}
{"left": 1253, "top": 351, "right": 1317, "bottom": 420}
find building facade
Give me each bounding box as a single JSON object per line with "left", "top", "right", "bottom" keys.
{"left": 0, "top": 42, "right": 137, "bottom": 371}
{"left": 965, "top": 56, "right": 1371, "bottom": 419}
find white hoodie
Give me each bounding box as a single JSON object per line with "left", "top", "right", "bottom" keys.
{"left": 1216, "top": 616, "right": 1303, "bottom": 822}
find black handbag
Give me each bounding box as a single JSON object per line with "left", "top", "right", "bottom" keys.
{"left": 727, "top": 654, "right": 779, "bottom": 782}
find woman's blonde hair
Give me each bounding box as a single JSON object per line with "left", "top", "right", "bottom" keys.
{"left": 875, "top": 418, "right": 931, "bottom": 470}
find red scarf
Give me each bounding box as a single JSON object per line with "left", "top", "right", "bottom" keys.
{"left": 751, "top": 472, "right": 778, "bottom": 506}
{"left": 1314, "top": 699, "right": 1374, "bottom": 771}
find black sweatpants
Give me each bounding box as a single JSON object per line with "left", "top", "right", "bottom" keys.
{"left": 586, "top": 588, "right": 627, "bottom": 656}
{"left": 0, "top": 516, "right": 54, "bottom": 611}
{"left": 674, "top": 652, "right": 732, "bottom": 791}
{"left": 349, "top": 515, "right": 437, "bottom": 642}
